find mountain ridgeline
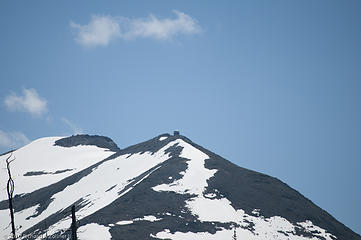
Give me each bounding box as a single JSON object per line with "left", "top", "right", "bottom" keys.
{"left": 0, "top": 133, "right": 359, "bottom": 240}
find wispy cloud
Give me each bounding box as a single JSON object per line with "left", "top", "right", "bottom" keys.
{"left": 62, "top": 117, "right": 84, "bottom": 135}
{"left": 70, "top": 15, "right": 121, "bottom": 47}
{"left": 71, "top": 10, "right": 201, "bottom": 47}
{"left": 0, "top": 130, "right": 30, "bottom": 149}
{"left": 4, "top": 88, "right": 47, "bottom": 116}
{"left": 122, "top": 10, "right": 201, "bottom": 40}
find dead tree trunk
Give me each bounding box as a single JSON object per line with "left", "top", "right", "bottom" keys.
{"left": 6, "top": 153, "right": 16, "bottom": 240}
{"left": 71, "top": 205, "right": 77, "bottom": 240}
{"left": 232, "top": 226, "right": 237, "bottom": 240}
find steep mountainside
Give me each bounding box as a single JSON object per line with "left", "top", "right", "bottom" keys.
{"left": 0, "top": 133, "right": 360, "bottom": 240}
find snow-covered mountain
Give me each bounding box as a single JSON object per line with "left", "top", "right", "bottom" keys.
{"left": 0, "top": 133, "right": 360, "bottom": 240}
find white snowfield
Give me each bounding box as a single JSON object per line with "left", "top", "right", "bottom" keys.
{"left": 0, "top": 137, "right": 115, "bottom": 201}
{"left": 0, "top": 137, "right": 336, "bottom": 240}
{"left": 78, "top": 223, "right": 111, "bottom": 240}
{"left": 0, "top": 137, "right": 178, "bottom": 239}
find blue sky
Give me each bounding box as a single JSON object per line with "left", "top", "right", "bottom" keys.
{"left": 1, "top": 0, "right": 360, "bottom": 235}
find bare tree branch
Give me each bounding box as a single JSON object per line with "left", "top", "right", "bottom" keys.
{"left": 6, "top": 153, "right": 16, "bottom": 240}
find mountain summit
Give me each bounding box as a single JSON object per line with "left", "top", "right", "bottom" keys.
{"left": 0, "top": 133, "right": 360, "bottom": 240}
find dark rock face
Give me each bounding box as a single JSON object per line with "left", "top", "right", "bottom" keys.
{"left": 54, "top": 134, "right": 120, "bottom": 152}
{"left": 23, "top": 169, "right": 73, "bottom": 176}
{"left": 200, "top": 149, "right": 358, "bottom": 240}
{"left": 183, "top": 137, "right": 361, "bottom": 240}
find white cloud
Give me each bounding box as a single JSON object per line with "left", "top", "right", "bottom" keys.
{"left": 71, "top": 11, "right": 201, "bottom": 47}
{"left": 0, "top": 130, "right": 30, "bottom": 149}
{"left": 62, "top": 117, "right": 84, "bottom": 135}
{"left": 70, "top": 15, "right": 121, "bottom": 47}
{"left": 4, "top": 88, "right": 47, "bottom": 116}
{"left": 122, "top": 10, "right": 201, "bottom": 40}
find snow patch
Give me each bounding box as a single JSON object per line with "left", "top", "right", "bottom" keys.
{"left": 116, "top": 220, "right": 133, "bottom": 225}
{"left": 135, "top": 215, "right": 162, "bottom": 222}
{"left": 114, "top": 215, "right": 161, "bottom": 226}
{"left": 78, "top": 223, "right": 111, "bottom": 240}
{"left": 298, "top": 220, "right": 335, "bottom": 239}
{"left": 187, "top": 197, "right": 240, "bottom": 223}
{"left": 252, "top": 208, "right": 260, "bottom": 216}
{"left": 153, "top": 139, "right": 217, "bottom": 195}
{"left": 204, "top": 192, "right": 216, "bottom": 198}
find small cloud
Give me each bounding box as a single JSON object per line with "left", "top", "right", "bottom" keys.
{"left": 71, "top": 11, "right": 201, "bottom": 47}
{"left": 0, "top": 130, "right": 30, "bottom": 149}
{"left": 4, "top": 88, "right": 47, "bottom": 116}
{"left": 70, "top": 15, "right": 121, "bottom": 47}
{"left": 62, "top": 117, "right": 84, "bottom": 135}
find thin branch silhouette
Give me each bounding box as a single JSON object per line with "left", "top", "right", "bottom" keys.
{"left": 6, "top": 153, "right": 16, "bottom": 240}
